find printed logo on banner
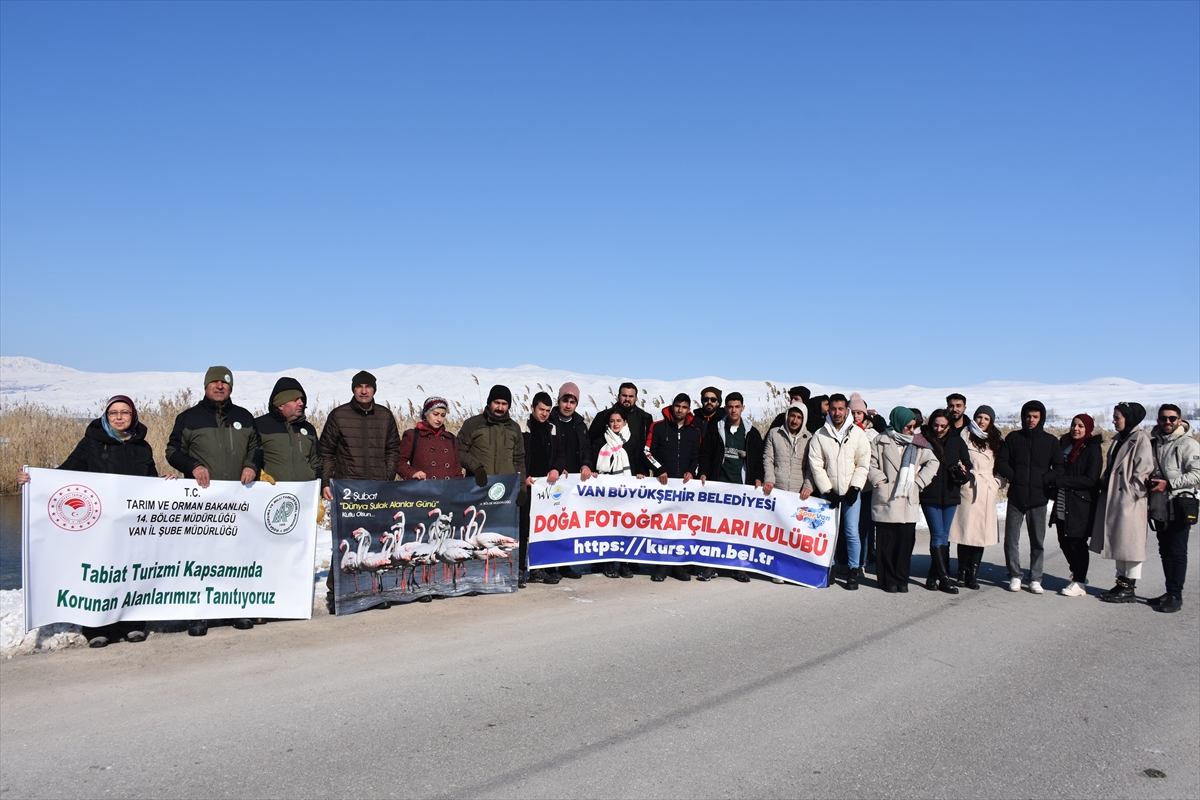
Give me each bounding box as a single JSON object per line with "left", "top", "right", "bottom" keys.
{"left": 47, "top": 485, "right": 103, "bottom": 531}
{"left": 264, "top": 493, "right": 301, "bottom": 534}
{"left": 551, "top": 483, "right": 564, "bottom": 500}
{"left": 792, "top": 505, "right": 831, "bottom": 529}
{"left": 487, "top": 483, "right": 506, "bottom": 501}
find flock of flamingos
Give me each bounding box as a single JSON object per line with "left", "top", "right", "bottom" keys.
{"left": 338, "top": 506, "right": 519, "bottom": 595}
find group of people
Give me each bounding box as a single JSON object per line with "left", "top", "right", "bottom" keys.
{"left": 18, "top": 367, "right": 1198, "bottom": 648}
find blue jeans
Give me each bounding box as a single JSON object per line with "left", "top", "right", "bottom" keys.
{"left": 923, "top": 504, "right": 957, "bottom": 548}
{"left": 841, "top": 493, "right": 863, "bottom": 569}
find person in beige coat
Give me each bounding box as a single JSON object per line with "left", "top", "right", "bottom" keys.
{"left": 869, "top": 407, "right": 939, "bottom": 593}
{"left": 949, "top": 406, "right": 1005, "bottom": 590}
{"left": 1090, "top": 402, "right": 1154, "bottom": 603}
{"left": 763, "top": 403, "right": 814, "bottom": 584}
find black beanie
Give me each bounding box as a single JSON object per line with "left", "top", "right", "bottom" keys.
{"left": 352, "top": 370, "right": 377, "bottom": 390}
{"left": 487, "top": 385, "right": 512, "bottom": 404}
{"left": 672, "top": 392, "right": 691, "bottom": 406}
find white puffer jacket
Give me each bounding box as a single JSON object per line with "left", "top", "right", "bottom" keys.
{"left": 807, "top": 419, "right": 871, "bottom": 495}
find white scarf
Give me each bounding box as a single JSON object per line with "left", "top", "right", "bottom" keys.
{"left": 968, "top": 419, "right": 988, "bottom": 441}
{"left": 597, "top": 426, "right": 632, "bottom": 475}
{"left": 888, "top": 429, "right": 920, "bottom": 499}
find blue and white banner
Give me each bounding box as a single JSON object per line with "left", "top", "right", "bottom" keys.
{"left": 22, "top": 467, "right": 319, "bottom": 628}
{"left": 528, "top": 475, "right": 838, "bottom": 587}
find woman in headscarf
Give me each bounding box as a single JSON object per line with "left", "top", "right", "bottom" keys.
{"left": 949, "top": 406, "right": 1004, "bottom": 590}
{"left": 918, "top": 409, "right": 973, "bottom": 594}
{"left": 868, "top": 407, "right": 939, "bottom": 592}
{"left": 1045, "top": 414, "right": 1103, "bottom": 597}
{"left": 17, "top": 395, "right": 158, "bottom": 648}
{"left": 397, "top": 397, "right": 463, "bottom": 480}
{"left": 1090, "top": 402, "right": 1154, "bottom": 603}
{"left": 590, "top": 407, "right": 647, "bottom": 578}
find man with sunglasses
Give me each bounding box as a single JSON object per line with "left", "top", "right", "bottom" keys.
{"left": 695, "top": 387, "right": 726, "bottom": 431}
{"left": 1148, "top": 404, "right": 1200, "bottom": 614}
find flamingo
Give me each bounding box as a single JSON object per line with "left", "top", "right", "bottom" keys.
{"left": 406, "top": 523, "right": 439, "bottom": 590}
{"left": 434, "top": 525, "right": 475, "bottom": 589}
{"left": 338, "top": 538, "right": 363, "bottom": 591}
{"left": 466, "top": 508, "right": 519, "bottom": 579}
{"left": 360, "top": 533, "right": 394, "bottom": 593}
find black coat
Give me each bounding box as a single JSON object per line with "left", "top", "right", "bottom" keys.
{"left": 524, "top": 416, "right": 556, "bottom": 479}
{"left": 699, "top": 417, "right": 765, "bottom": 485}
{"left": 60, "top": 419, "right": 159, "bottom": 477}
{"left": 1047, "top": 435, "right": 1103, "bottom": 538}
{"left": 996, "top": 424, "right": 1064, "bottom": 510}
{"left": 918, "top": 426, "right": 973, "bottom": 506}
{"left": 549, "top": 410, "right": 595, "bottom": 473}
{"left": 588, "top": 404, "right": 655, "bottom": 458}
{"left": 646, "top": 410, "right": 703, "bottom": 479}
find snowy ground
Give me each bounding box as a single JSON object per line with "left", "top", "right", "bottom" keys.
{"left": 3, "top": 356, "right": 1196, "bottom": 426}
{"left": 1, "top": 501, "right": 1014, "bottom": 657}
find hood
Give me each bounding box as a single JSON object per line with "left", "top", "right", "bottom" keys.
{"left": 1154, "top": 420, "right": 1192, "bottom": 441}
{"left": 662, "top": 406, "right": 695, "bottom": 427}
{"left": 805, "top": 397, "right": 827, "bottom": 433}
{"left": 85, "top": 416, "right": 147, "bottom": 444}
{"left": 1019, "top": 400, "right": 1048, "bottom": 433}
{"left": 268, "top": 376, "right": 308, "bottom": 423}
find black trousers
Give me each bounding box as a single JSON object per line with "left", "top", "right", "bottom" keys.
{"left": 1157, "top": 517, "right": 1191, "bottom": 597}
{"left": 1057, "top": 533, "right": 1090, "bottom": 583}
{"left": 875, "top": 522, "right": 916, "bottom": 591}
{"left": 519, "top": 501, "right": 530, "bottom": 573}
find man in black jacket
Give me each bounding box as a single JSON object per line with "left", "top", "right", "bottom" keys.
{"left": 646, "top": 394, "right": 703, "bottom": 582}
{"left": 547, "top": 382, "right": 594, "bottom": 580}
{"left": 589, "top": 382, "right": 654, "bottom": 456}
{"left": 996, "top": 400, "right": 1064, "bottom": 594}
{"left": 946, "top": 393, "right": 968, "bottom": 432}
{"left": 698, "top": 392, "right": 763, "bottom": 582}
{"left": 523, "top": 392, "right": 561, "bottom": 585}
{"left": 694, "top": 386, "right": 726, "bottom": 431}
{"left": 255, "top": 377, "right": 321, "bottom": 483}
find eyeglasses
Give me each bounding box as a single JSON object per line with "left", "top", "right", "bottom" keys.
{"left": 107, "top": 410, "right": 133, "bottom": 417}
{"left": 1159, "top": 416, "right": 1180, "bottom": 422}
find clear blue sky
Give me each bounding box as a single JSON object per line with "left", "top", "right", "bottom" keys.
{"left": 2, "top": 1, "right": 1197, "bottom": 387}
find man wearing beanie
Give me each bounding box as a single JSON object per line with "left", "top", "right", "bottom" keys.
{"left": 255, "top": 377, "right": 321, "bottom": 483}
{"left": 546, "top": 382, "right": 594, "bottom": 579}
{"left": 319, "top": 370, "right": 401, "bottom": 502}
{"left": 646, "top": 393, "right": 703, "bottom": 582}
{"left": 695, "top": 386, "right": 726, "bottom": 430}
{"left": 458, "top": 384, "right": 527, "bottom": 497}
{"left": 166, "top": 365, "right": 261, "bottom": 636}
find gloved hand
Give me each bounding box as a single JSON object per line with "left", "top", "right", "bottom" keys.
{"left": 474, "top": 466, "right": 488, "bottom": 488}
{"left": 824, "top": 491, "right": 840, "bottom": 510}
{"left": 843, "top": 487, "right": 860, "bottom": 507}
{"left": 258, "top": 470, "right": 277, "bottom": 486}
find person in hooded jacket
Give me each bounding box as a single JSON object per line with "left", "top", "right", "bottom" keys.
{"left": 646, "top": 393, "right": 702, "bottom": 582}
{"left": 397, "top": 397, "right": 462, "bottom": 481}
{"left": 918, "top": 409, "right": 973, "bottom": 594}
{"left": 591, "top": 406, "right": 647, "bottom": 579}
{"left": 805, "top": 395, "right": 829, "bottom": 435}
{"left": 1090, "top": 402, "right": 1154, "bottom": 604}
{"left": 769, "top": 386, "right": 811, "bottom": 431}
{"left": 255, "top": 377, "right": 321, "bottom": 483}
{"left": 869, "top": 407, "right": 939, "bottom": 593}
{"left": 1045, "top": 414, "right": 1102, "bottom": 597}
{"left": 18, "top": 395, "right": 158, "bottom": 648}
{"left": 548, "top": 382, "right": 593, "bottom": 579}
{"left": 1146, "top": 404, "right": 1200, "bottom": 613}
{"left": 949, "top": 406, "right": 1004, "bottom": 590}
{"left": 995, "top": 399, "right": 1064, "bottom": 595}
{"left": 808, "top": 394, "right": 872, "bottom": 590}
{"left": 697, "top": 392, "right": 764, "bottom": 582}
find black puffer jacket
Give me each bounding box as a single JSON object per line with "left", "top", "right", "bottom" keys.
{"left": 995, "top": 401, "right": 1064, "bottom": 510}
{"left": 918, "top": 426, "right": 973, "bottom": 506}
{"left": 588, "top": 404, "right": 655, "bottom": 457}
{"left": 524, "top": 416, "right": 557, "bottom": 479}
{"left": 60, "top": 419, "right": 158, "bottom": 477}
{"left": 646, "top": 408, "right": 702, "bottom": 479}
{"left": 1047, "top": 434, "right": 1103, "bottom": 538}
{"left": 549, "top": 409, "right": 595, "bottom": 473}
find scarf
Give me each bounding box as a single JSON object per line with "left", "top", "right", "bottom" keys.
{"left": 101, "top": 416, "right": 131, "bottom": 442}
{"left": 967, "top": 418, "right": 987, "bottom": 442}
{"left": 597, "top": 426, "right": 632, "bottom": 475}
{"left": 887, "top": 429, "right": 922, "bottom": 500}
{"left": 826, "top": 414, "right": 854, "bottom": 443}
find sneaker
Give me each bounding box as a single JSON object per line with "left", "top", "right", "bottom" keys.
{"left": 1029, "top": 581, "right": 1044, "bottom": 595}
{"left": 1008, "top": 577, "right": 1023, "bottom": 592}
{"left": 124, "top": 630, "right": 146, "bottom": 643}
{"left": 771, "top": 577, "right": 785, "bottom": 584}
{"left": 619, "top": 563, "right": 634, "bottom": 579}
{"left": 87, "top": 636, "right": 109, "bottom": 648}
{"left": 1060, "top": 581, "right": 1086, "bottom": 597}
{"left": 696, "top": 568, "right": 717, "bottom": 582}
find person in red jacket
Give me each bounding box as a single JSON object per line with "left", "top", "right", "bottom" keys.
{"left": 397, "top": 397, "right": 463, "bottom": 481}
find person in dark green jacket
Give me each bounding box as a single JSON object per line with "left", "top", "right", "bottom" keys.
{"left": 165, "top": 366, "right": 260, "bottom": 637}
{"left": 255, "top": 377, "right": 321, "bottom": 483}
{"left": 458, "top": 385, "right": 527, "bottom": 496}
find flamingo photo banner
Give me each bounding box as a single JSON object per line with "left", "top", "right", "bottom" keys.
{"left": 21, "top": 467, "right": 319, "bottom": 629}
{"left": 528, "top": 475, "right": 839, "bottom": 588}
{"left": 329, "top": 474, "right": 520, "bottom": 615}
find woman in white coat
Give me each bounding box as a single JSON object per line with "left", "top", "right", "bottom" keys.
{"left": 1091, "top": 402, "right": 1154, "bottom": 603}
{"left": 949, "top": 405, "right": 1004, "bottom": 590}
{"left": 869, "top": 407, "right": 939, "bottom": 592}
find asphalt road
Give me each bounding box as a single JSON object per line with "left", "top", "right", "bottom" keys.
{"left": 2, "top": 537, "right": 1197, "bottom": 799}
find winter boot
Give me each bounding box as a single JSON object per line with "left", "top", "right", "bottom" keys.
{"left": 937, "top": 546, "right": 959, "bottom": 594}
{"left": 845, "top": 568, "right": 859, "bottom": 591}
{"left": 925, "top": 549, "right": 940, "bottom": 591}
{"left": 962, "top": 548, "right": 982, "bottom": 590}
{"left": 1099, "top": 576, "right": 1136, "bottom": 603}
{"left": 1155, "top": 594, "right": 1182, "bottom": 613}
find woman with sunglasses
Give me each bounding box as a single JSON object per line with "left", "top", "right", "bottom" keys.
{"left": 17, "top": 395, "right": 159, "bottom": 647}
{"left": 1090, "top": 402, "right": 1154, "bottom": 603}
{"left": 869, "top": 407, "right": 939, "bottom": 592}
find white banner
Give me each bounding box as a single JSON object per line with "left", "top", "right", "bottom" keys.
{"left": 21, "top": 467, "right": 319, "bottom": 628}
{"left": 528, "top": 475, "right": 839, "bottom": 587}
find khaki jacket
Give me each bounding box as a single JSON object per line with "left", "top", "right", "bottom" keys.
{"left": 949, "top": 439, "right": 1000, "bottom": 546}
{"left": 868, "top": 434, "right": 939, "bottom": 524}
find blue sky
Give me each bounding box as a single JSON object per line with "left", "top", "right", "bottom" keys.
{"left": 2, "top": 1, "right": 1197, "bottom": 387}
